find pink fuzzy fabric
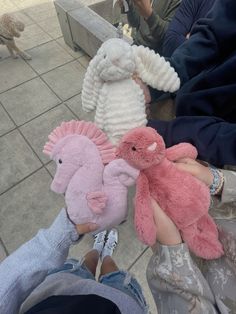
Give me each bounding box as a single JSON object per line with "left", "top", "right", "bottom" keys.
{"left": 44, "top": 120, "right": 115, "bottom": 164}
{"left": 117, "top": 126, "right": 224, "bottom": 259}
{"left": 43, "top": 120, "right": 139, "bottom": 232}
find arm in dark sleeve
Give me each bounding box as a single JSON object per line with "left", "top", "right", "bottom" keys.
{"left": 126, "top": 1, "right": 141, "bottom": 28}
{"left": 163, "top": 0, "right": 196, "bottom": 57}
{"left": 145, "top": 12, "right": 170, "bottom": 48}
{"left": 145, "top": 0, "right": 181, "bottom": 49}
{"left": 169, "top": 0, "right": 236, "bottom": 84}
{"left": 148, "top": 116, "right": 236, "bottom": 167}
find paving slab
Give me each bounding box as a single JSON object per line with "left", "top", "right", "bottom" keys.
{"left": 26, "top": 3, "right": 56, "bottom": 21}
{"left": 0, "top": 240, "right": 7, "bottom": 263}
{"left": 0, "top": 57, "right": 37, "bottom": 94}
{"left": 64, "top": 93, "right": 95, "bottom": 121}
{"left": 0, "top": 77, "right": 61, "bottom": 126}
{"left": 0, "top": 168, "right": 65, "bottom": 253}
{"left": 17, "top": 23, "right": 52, "bottom": 51}
{"left": 0, "top": 0, "right": 17, "bottom": 14}
{"left": 26, "top": 41, "right": 73, "bottom": 74}
{"left": 0, "top": 45, "right": 11, "bottom": 59}
{"left": 0, "top": 103, "right": 15, "bottom": 136}
{"left": 130, "top": 248, "right": 157, "bottom": 314}
{"left": 19, "top": 1, "right": 55, "bottom": 16}
{"left": 12, "top": 10, "right": 35, "bottom": 26}
{"left": 46, "top": 160, "right": 56, "bottom": 177}
{"left": 56, "top": 37, "right": 85, "bottom": 58}
{"left": 42, "top": 60, "right": 86, "bottom": 100}
{"left": 20, "top": 104, "right": 76, "bottom": 164}
{"left": 38, "top": 16, "right": 62, "bottom": 39}
{"left": 0, "top": 129, "right": 42, "bottom": 194}
{"left": 77, "top": 54, "right": 91, "bottom": 68}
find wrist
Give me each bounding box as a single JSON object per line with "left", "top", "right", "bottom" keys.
{"left": 205, "top": 167, "right": 214, "bottom": 186}
{"left": 209, "top": 166, "right": 224, "bottom": 195}
{"left": 65, "top": 208, "right": 89, "bottom": 242}
{"left": 45, "top": 208, "right": 79, "bottom": 249}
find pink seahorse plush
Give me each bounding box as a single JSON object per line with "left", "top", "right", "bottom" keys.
{"left": 43, "top": 120, "right": 139, "bottom": 232}
{"left": 117, "top": 126, "right": 224, "bottom": 259}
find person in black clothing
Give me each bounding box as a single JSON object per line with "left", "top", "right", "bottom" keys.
{"left": 149, "top": 0, "right": 236, "bottom": 167}
{"left": 163, "top": 0, "right": 216, "bottom": 57}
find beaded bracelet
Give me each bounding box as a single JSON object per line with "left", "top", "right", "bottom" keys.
{"left": 209, "top": 165, "right": 224, "bottom": 195}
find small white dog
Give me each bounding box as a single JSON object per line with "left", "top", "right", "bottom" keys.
{"left": 0, "top": 13, "right": 31, "bottom": 60}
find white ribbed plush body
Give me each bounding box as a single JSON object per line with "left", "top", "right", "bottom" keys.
{"left": 95, "top": 79, "right": 147, "bottom": 144}
{"left": 82, "top": 38, "right": 180, "bottom": 145}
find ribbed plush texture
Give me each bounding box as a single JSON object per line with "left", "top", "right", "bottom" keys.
{"left": 94, "top": 79, "right": 147, "bottom": 145}
{"left": 82, "top": 38, "right": 180, "bottom": 145}
{"left": 133, "top": 45, "right": 180, "bottom": 92}
{"left": 43, "top": 120, "right": 139, "bottom": 231}
{"left": 117, "top": 126, "right": 224, "bottom": 260}
{"left": 43, "top": 120, "right": 115, "bottom": 164}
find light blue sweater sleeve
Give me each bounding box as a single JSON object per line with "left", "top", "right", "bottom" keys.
{"left": 0, "top": 208, "right": 79, "bottom": 314}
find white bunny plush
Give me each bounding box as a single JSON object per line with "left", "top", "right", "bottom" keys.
{"left": 82, "top": 38, "right": 180, "bottom": 145}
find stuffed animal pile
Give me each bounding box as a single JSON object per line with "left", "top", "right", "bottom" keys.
{"left": 43, "top": 38, "right": 222, "bottom": 260}
{"left": 44, "top": 120, "right": 139, "bottom": 232}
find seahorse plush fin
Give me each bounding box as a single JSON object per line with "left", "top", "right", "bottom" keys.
{"left": 87, "top": 191, "right": 108, "bottom": 214}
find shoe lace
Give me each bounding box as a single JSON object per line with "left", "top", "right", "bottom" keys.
{"left": 94, "top": 231, "right": 106, "bottom": 244}
{"left": 106, "top": 239, "right": 117, "bottom": 251}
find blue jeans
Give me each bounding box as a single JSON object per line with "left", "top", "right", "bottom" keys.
{"left": 48, "top": 258, "right": 148, "bottom": 312}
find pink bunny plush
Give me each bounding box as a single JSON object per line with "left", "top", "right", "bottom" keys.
{"left": 117, "top": 126, "right": 224, "bottom": 259}
{"left": 43, "top": 120, "right": 139, "bottom": 232}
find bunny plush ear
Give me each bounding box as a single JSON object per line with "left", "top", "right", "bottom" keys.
{"left": 132, "top": 45, "right": 180, "bottom": 93}
{"left": 81, "top": 56, "right": 103, "bottom": 112}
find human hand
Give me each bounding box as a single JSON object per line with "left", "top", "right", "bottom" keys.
{"left": 75, "top": 222, "right": 99, "bottom": 235}
{"left": 145, "top": 103, "right": 151, "bottom": 119}
{"left": 151, "top": 198, "right": 182, "bottom": 246}
{"left": 174, "top": 158, "right": 214, "bottom": 187}
{"left": 132, "top": 0, "right": 153, "bottom": 19}
{"left": 132, "top": 73, "right": 151, "bottom": 104}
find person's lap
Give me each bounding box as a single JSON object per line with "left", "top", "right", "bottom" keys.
{"left": 47, "top": 258, "right": 147, "bottom": 310}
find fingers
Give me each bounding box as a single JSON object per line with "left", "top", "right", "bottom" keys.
{"left": 76, "top": 222, "right": 99, "bottom": 235}
{"left": 175, "top": 157, "right": 198, "bottom": 165}
{"left": 174, "top": 158, "right": 213, "bottom": 186}
{"left": 174, "top": 161, "right": 198, "bottom": 176}
{"left": 174, "top": 158, "right": 201, "bottom": 176}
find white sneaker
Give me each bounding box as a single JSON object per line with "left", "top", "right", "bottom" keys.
{"left": 101, "top": 229, "right": 118, "bottom": 261}
{"left": 93, "top": 230, "right": 107, "bottom": 255}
